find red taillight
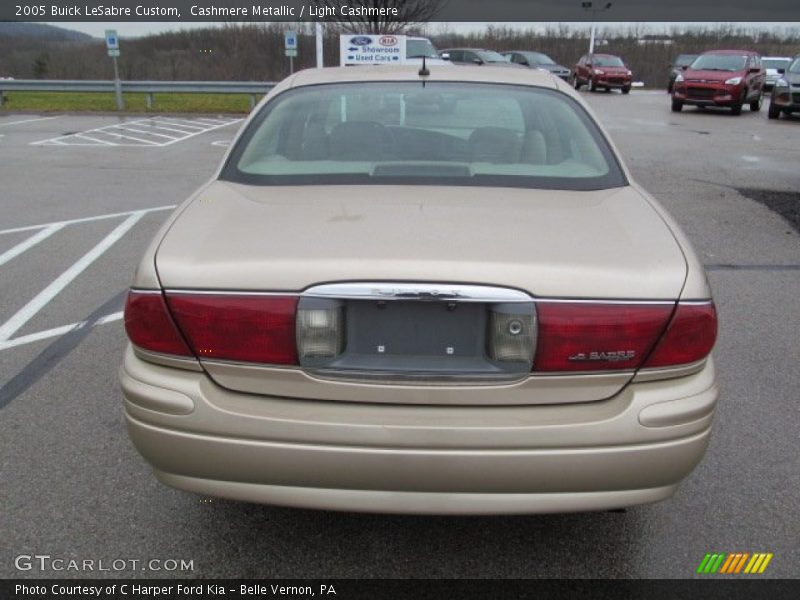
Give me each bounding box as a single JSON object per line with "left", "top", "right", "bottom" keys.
{"left": 643, "top": 302, "right": 717, "bottom": 368}
{"left": 534, "top": 302, "right": 674, "bottom": 372}
{"left": 124, "top": 291, "right": 192, "bottom": 357}
{"left": 165, "top": 294, "right": 299, "bottom": 365}
{"left": 534, "top": 301, "right": 717, "bottom": 372}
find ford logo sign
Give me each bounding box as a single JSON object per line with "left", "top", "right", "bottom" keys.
{"left": 349, "top": 37, "right": 373, "bottom": 46}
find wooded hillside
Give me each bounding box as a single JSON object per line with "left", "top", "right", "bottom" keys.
{"left": 1, "top": 23, "right": 798, "bottom": 88}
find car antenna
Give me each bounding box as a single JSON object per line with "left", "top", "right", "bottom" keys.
{"left": 418, "top": 56, "right": 430, "bottom": 80}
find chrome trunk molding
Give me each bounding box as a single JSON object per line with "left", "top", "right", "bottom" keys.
{"left": 301, "top": 282, "right": 533, "bottom": 303}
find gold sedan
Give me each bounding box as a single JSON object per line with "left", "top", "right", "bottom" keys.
{"left": 121, "top": 65, "right": 717, "bottom": 514}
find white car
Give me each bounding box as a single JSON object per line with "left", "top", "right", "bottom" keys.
{"left": 763, "top": 56, "right": 792, "bottom": 90}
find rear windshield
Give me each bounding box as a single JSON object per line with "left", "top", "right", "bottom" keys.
{"left": 478, "top": 50, "right": 509, "bottom": 63}
{"left": 526, "top": 52, "right": 556, "bottom": 65}
{"left": 763, "top": 58, "right": 790, "bottom": 70}
{"left": 407, "top": 39, "right": 439, "bottom": 59}
{"left": 675, "top": 54, "right": 697, "bottom": 66}
{"left": 593, "top": 56, "right": 625, "bottom": 67}
{"left": 221, "top": 82, "right": 626, "bottom": 191}
{"left": 691, "top": 54, "right": 748, "bottom": 71}
{"left": 790, "top": 58, "right": 800, "bottom": 74}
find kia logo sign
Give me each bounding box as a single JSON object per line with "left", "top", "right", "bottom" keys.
{"left": 379, "top": 36, "right": 398, "bottom": 47}
{"left": 349, "top": 37, "right": 373, "bottom": 46}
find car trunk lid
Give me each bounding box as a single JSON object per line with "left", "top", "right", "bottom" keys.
{"left": 154, "top": 181, "right": 688, "bottom": 405}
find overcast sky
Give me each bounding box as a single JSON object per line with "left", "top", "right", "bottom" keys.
{"left": 47, "top": 21, "right": 800, "bottom": 39}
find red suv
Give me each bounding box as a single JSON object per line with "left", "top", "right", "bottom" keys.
{"left": 671, "top": 50, "right": 765, "bottom": 115}
{"left": 571, "top": 53, "right": 633, "bottom": 94}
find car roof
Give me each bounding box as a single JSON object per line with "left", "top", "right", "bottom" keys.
{"left": 590, "top": 53, "right": 622, "bottom": 58}
{"left": 700, "top": 49, "right": 759, "bottom": 55}
{"left": 761, "top": 56, "right": 791, "bottom": 60}
{"left": 505, "top": 50, "right": 550, "bottom": 56}
{"left": 288, "top": 66, "right": 558, "bottom": 89}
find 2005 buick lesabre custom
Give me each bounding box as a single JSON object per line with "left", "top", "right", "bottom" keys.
{"left": 120, "top": 66, "right": 718, "bottom": 514}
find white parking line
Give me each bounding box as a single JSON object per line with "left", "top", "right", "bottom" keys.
{"left": 0, "top": 312, "right": 123, "bottom": 351}
{"left": 0, "top": 224, "right": 65, "bottom": 267}
{"left": 32, "top": 117, "right": 242, "bottom": 147}
{"left": 0, "top": 212, "right": 145, "bottom": 342}
{"left": 74, "top": 133, "right": 116, "bottom": 146}
{"left": 0, "top": 205, "right": 175, "bottom": 236}
{"left": 147, "top": 123, "right": 201, "bottom": 135}
{"left": 114, "top": 126, "right": 180, "bottom": 140}
{"left": 0, "top": 205, "right": 178, "bottom": 352}
{"left": 155, "top": 118, "right": 210, "bottom": 129}
{"left": 0, "top": 116, "right": 59, "bottom": 128}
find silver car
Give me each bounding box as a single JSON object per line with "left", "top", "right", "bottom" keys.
{"left": 121, "top": 66, "right": 718, "bottom": 514}
{"left": 763, "top": 56, "right": 792, "bottom": 90}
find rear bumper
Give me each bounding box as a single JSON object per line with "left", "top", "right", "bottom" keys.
{"left": 121, "top": 346, "right": 718, "bottom": 514}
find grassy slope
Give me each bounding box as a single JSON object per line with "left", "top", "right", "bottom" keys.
{"left": 0, "top": 92, "right": 258, "bottom": 114}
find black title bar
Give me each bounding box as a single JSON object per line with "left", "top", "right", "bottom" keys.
{"left": 3, "top": 0, "right": 799, "bottom": 23}
{"left": 5, "top": 579, "right": 800, "bottom": 600}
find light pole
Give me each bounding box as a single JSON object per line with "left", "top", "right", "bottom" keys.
{"left": 581, "top": 2, "right": 612, "bottom": 54}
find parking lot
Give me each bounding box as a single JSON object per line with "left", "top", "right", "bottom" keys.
{"left": 1, "top": 91, "right": 798, "bottom": 578}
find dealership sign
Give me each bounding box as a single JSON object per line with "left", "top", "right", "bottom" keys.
{"left": 339, "top": 35, "right": 406, "bottom": 65}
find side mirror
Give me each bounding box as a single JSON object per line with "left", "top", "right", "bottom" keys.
{"left": 441, "top": 52, "right": 450, "bottom": 61}
{"left": 749, "top": 67, "right": 759, "bottom": 73}
{"left": 473, "top": 58, "right": 484, "bottom": 65}
{"left": 520, "top": 60, "right": 529, "bottom": 66}
{"left": 681, "top": 65, "right": 689, "bottom": 71}
{"left": 777, "top": 68, "right": 785, "bottom": 74}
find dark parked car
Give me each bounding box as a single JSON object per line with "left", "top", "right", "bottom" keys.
{"left": 503, "top": 51, "right": 571, "bottom": 80}
{"left": 571, "top": 53, "right": 633, "bottom": 93}
{"left": 671, "top": 50, "right": 765, "bottom": 115}
{"left": 768, "top": 54, "right": 800, "bottom": 119}
{"left": 668, "top": 54, "right": 698, "bottom": 93}
{"left": 441, "top": 48, "right": 522, "bottom": 68}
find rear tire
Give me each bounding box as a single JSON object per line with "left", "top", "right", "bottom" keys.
{"left": 768, "top": 101, "right": 781, "bottom": 119}
{"left": 573, "top": 75, "right": 582, "bottom": 90}
{"left": 622, "top": 86, "right": 631, "bottom": 95}
{"left": 589, "top": 79, "right": 597, "bottom": 92}
{"left": 671, "top": 99, "right": 683, "bottom": 112}
{"left": 750, "top": 92, "right": 763, "bottom": 112}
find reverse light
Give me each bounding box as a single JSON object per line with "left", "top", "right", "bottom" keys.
{"left": 725, "top": 76, "right": 743, "bottom": 85}
{"left": 675, "top": 73, "right": 684, "bottom": 83}
{"left": 296, "top": 299, "right": 345, "bottom": 360}
{"left": 594, "top": 69, "right": 605, "bottom": 75}
{"left": 488, "top": 304, "right": 536, "bottom": 364}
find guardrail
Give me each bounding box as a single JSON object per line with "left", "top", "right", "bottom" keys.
{"left": 0, "top": 80, "right": 277, "bottom": 110}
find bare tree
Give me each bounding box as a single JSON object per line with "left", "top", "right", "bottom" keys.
{"left": 312, "top": 0, "right": 448, "bottom": 34}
